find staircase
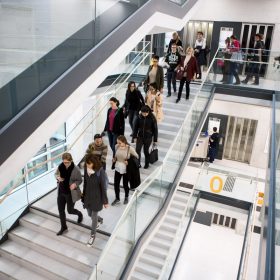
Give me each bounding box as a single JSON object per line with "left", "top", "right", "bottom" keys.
{"left": 0, "top": 207, "right": 109, "bottom": 280}
{"left": 105, "top": 87, "right": 200, "bottom": 184}
{"left": 128, "top": 185, "right": 193, "bottom": 280}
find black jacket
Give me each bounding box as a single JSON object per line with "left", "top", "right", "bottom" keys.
{"left": 83, "top": 168, "right": 108, "bottom": 212}
{"left": 167, "top": 38, "right": 183, "bottom": 53}
{"left": 133, "top": 112, "right": 158, "bottom": 142}
{"left": 124, "top": 89, "right": 145, "bottom": 111}
{"left": 104, "top": 107, "right": 125, "bottom": 135}
{"left": 165, "top": 51, "right": 181, "bottom": 71}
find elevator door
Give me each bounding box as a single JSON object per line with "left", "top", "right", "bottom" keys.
{"left": 223, "top": 117, "right": 258, "bottom": 163}
{"left": 240, "top": 23, "right": 274, "bottom": 76}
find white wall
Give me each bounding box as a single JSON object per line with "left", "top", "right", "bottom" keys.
{"left": 209, "top": 98, "right": 271, "bottom": 169}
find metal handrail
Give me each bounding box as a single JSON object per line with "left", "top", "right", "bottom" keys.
{"left": 264, "top": 93, "right": 276, "bottom": 279}
{"left": 0, "top": 47, "right": 151, "bottom": 205}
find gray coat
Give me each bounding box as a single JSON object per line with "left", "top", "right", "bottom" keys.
{"left": 55, "top": 165, "right": 82, "bottom": 194}
{"left": 83, "top": 168, "right": 108, "bottom": 212}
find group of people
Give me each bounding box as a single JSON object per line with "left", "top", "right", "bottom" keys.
{"left": 219, "top": 33, "right": 265, "bottom": 86}
{"left": 164, "top": 31, "right": 209, "bottom": 103}
{"left": 53, "top": 30, "right": 211, "bottom": 247}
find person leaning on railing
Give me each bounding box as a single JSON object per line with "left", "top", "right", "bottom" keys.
{"left": 55, "top": 152, "right": 83, "bottom": 236}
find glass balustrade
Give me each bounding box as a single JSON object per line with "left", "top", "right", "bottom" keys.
{"left": 92, "top": 67, "right": 213, "bottom": 280}
{"left": 0, "top": 43, "right": 152, "bottom": 238}
{"left": 0, "top": 0, "right": 150, "bottom": 129}
{"left": 208, "top": 48, "right": 280, "bottom": 91}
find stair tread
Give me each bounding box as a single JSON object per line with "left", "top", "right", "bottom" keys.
{"left": 135, "top": 261, "right": 161, "bottom": 278}
{"left": 131, "top": 270, "right": 157, "bottom": 280}
{"left": 0, "top": 257, "right": 48, "bottom": 280}
{"left": 10, "top": 226, "right": 97, "bottom": 267}
{"left": 21, "top": 212, "right": 107, "bottom": 250}
{"left": 0, "top": 241, "right": 88, "bottom": 280}
{"left": 140, "top": 252, "right": 165, "bottom": 268}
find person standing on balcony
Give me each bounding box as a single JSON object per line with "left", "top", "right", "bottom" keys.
{"left": 144, "top": 55, "right": 164, "bottom": 94}
{"left": 82, "top": 154, "right": 108, "bottom": 247}
{"left": 228, "top": 35, "right": 241, "bottom": 85}
{"left": 123, "top": 81, "right": 145, "bottom": 135}
{"left": 55, "top": 152, "right": 83, "bottom": 236}
{"left": 103, "top": 97, "right": 125, "bottom": 156}
{"left": 165, "top": 43, "right": 181, "bottom": 97}
{"left": 241, "top": 33, "right": 265, "bottom": 85}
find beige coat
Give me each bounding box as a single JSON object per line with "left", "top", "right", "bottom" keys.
{"left": 145, "top": 90, "right": 164, "bottom": 122}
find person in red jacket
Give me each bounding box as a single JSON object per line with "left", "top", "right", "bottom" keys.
{"left": 176, "top": 47, "right": 197, "bottom": 103}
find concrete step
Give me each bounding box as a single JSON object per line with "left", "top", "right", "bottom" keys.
{"left": 130, "top": 270, "right": 157, "bottom": 280}
{"left": 0, "top": 257, "right": 48, "bottom": 280}
{"left": 9, "top": 226, "right": 95, "bottom": 274}
{"left": 0, "top": 241, "right": 88, "bottom": 280}
{"left": 134, "top": 261, "right": 161, "bottom": 279}
{"left": 20, "top": 212, "right": 107, "bottom": 254}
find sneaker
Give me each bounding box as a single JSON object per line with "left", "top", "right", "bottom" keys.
{"left": 77, "top": 213, "right": 83, "bottom": 224}
{"left": 56, "top": 227, "right": 68, "bottom": 236}
{"left": 166, "top": 94, "right": 171, "bottom": 97}
{"left": 144, "top": 164, "right": 149, "bottom": 169}
{"left": 124, "top": 197, "right": 129, "bottom": 204}
{"left": 87, "top": 234, "right": 96, "bottom": 247}
{"left": 111, "top": 199, "right": 120, "bottom": 206}
{"left": 175, "top": 99, "right": 180, "bottom": 103}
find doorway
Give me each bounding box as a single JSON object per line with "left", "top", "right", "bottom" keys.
{"left": 223, "top": 116, "right": 258, "bottom": 163}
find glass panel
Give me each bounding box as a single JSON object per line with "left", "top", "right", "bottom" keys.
{"left": 0, "top": 0, "right": 150, "bottom": 129}
{"left": 0, "top": 43, "right": 152, "bottom": 237}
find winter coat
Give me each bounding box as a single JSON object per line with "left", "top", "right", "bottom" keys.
{"left": 145, "top": 65, "right": 164, "bottom": 91}
{"left": 145, "top": 90, "right": 164, "bottom": 122}
{"left": 133, "top": 112, "right": 158, "bottom": 142}
{"left": 83, "top": 167, "right": 108, "bottom": 212}
{"left": 179, "top": 56, "right": 198, "bottom": 82}
{"left": 55, "top": 164, "right": 82, "bottom": 196}
{"left": 104, "top": 107, "right": 125, "bottom": 135}
{"left": 123, "top": 89, "right": 145, "bottom": 112}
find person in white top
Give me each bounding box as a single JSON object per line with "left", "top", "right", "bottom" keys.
{"left": 194, "top": 31, "right": 207, "bottom": 80}
{"left": 111, "top": 135, "right": 139, "bottom": 206}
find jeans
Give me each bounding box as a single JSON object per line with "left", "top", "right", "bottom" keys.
{"left": 167, "top": 70, "right": 177, "bottom": 95}
{"left": 114, "top": 171, "right": 129, "bottom": 200}
{"left": 178, "top": 77, "right": 190, "bottom": 100}
{"left": 87, "top": 209, "right": 98, "bottom": 235}
{"left": 108, "top": 131, "right": 118, "bottom": 156}
{"left": 57, "top": 192, "right": 82, "bottom": 229}
{"left": 229, "top": 62, "right": 240, "bottom": 84}
{"left": 128, "top": 110, "right": 138, "bottom": 132}
{"left": 136, "top": 137, "right": 152, "bottom": 166}
{"left": 208, "top": 147, "right": 217, "bottom": 163}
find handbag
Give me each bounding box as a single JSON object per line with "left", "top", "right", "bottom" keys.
{"left": 149, "top": 144, "right": 158, "bottom": 164}
{"left": 71, "top": 186, "right": 82, "bottom": 203}
{"left": 176, "top": 69, "right": 184, "bottom": 80}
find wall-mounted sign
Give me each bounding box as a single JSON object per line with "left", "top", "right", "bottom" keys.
{"left": 219, "top": 27, "right": 233, "bottom": 48}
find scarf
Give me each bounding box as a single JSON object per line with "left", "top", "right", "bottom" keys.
{"left": 58, "top": 162, "right": 74, "bottom": 193}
